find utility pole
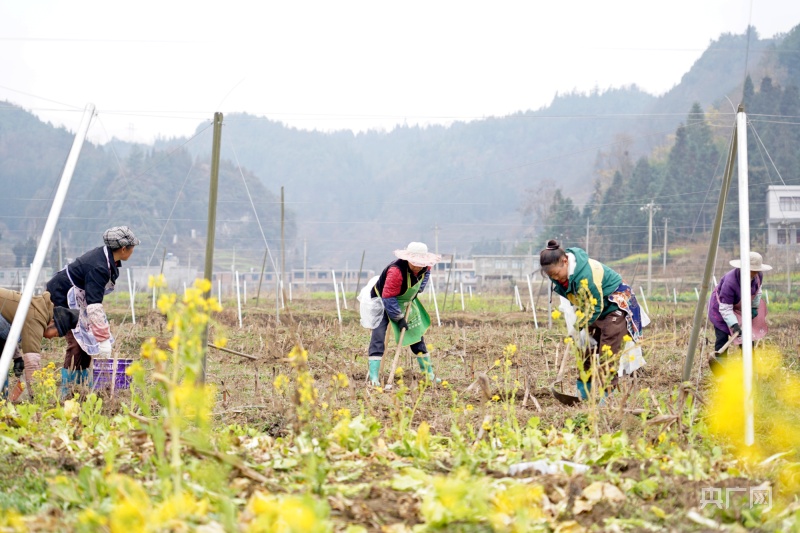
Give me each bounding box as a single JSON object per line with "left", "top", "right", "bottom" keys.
{"left": 201, "top": 112, "right": 223, "bottom": 383}
{"left": 58, "top": 229, "right": 63, "bottom": 268}
{"left": 640, "top": 201, "right": 660, "bottom": 297}
{"left": 280, "top": 186, "right": 287, "bottom": 304}
{"left": 662, "top": 218, "right": 668, "bottom": 274}
{"left": 585, "top": 218, "right": 590, "bottom": 255}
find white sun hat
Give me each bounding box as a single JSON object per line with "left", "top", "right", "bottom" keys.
{"left": 729, "top": 251, "right": 773, "bottom": 272}
{"left": 393, "top": 242, "right": 441, "bottom": 267}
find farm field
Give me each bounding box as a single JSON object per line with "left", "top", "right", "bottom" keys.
{"left": 1, "top": 284, "right": 800, "bottom": 532}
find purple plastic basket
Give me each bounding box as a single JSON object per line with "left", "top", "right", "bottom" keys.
{"left": 92, "top": 359, "right": 133, "bottom": 390}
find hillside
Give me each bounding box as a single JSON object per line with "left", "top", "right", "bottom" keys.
{"left": 2, "top": 25, "right": 797, "bottom": 272}
{"left": 0, "top": 104, "right": 292, "bottom": 270}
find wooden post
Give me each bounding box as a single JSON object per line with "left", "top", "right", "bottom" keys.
{"left": 200, "top": 112, "right": 222, "bottom": 384}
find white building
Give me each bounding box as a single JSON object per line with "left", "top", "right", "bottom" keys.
{"left": 766, "top": 186, "right": 800, "bottom": 245}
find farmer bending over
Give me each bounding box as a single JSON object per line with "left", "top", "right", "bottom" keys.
{"left": 0, "top": 288, "right": 79, "bottom": 401}
{"left": 46, "top": 226, "right": 139, "bottom": 396}
{"left": 707, "top": 251, "right": 771, "bottom": 373}
{"left": 540, "top": 239, "right": 647, "bottom": 400}
{"left": 366, "top": 242, "right": 441, "bottom": 386}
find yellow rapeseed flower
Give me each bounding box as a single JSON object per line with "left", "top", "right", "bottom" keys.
{"left": 551, "top": 310, "right": 562, "bottom": 320}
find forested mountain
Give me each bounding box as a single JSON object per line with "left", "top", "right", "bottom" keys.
{"left": 544, "top": 24, "right": 800, "bottom": 260}
{"left": 0, "top": 104, "right": 290, "bottom": 269}
{"left": 2, "top": 25, "right": 798, "bottom": 271}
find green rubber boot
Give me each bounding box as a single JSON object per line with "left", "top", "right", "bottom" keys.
{"left": 368, "top": 358, "right": 382, "bottom": 386}
{"left": 60, "top": 368, "right": 77, "bottom": 399}
{"left": 76, "top": 368, "right": 92, "bottom": 388}
{"left": 416, "top": 354, "right": 441, "bottom": 384}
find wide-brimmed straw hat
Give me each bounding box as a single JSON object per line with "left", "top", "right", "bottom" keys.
{"left": 393, "top": 242, "right": 441, "bottom": 267}
{"left": 730, "top": 251, "right": 772, "bottom": 272}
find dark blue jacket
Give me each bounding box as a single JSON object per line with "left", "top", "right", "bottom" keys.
{"left": 47, "top": 246, "right": 120, "bottom": 307}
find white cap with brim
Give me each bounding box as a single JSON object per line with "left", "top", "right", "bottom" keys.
{"left": 730, "top": 251, "right": 772, "bottom": 272}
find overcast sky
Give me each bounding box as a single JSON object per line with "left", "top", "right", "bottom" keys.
{"left": 2, "top": 0, "right": 799, "bottom": 144}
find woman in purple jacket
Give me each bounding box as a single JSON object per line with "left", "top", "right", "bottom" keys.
{"left": 708, "top": 251, "right": 771, "bottom": 357}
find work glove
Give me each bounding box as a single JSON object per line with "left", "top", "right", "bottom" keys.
{"left": 394, "top": 317, "right": 409, "bottom": 331}
{"left": 730, "top": 323, "right": 742, "bottom": 337}
{"left": 97, "top": 339, "right": 113, "bottom": 358}
{"left": 21, "top": 353, "right": 41, "bottom": 384}
{"left": 752, "top": 308, "right": 758, "bottom": 319}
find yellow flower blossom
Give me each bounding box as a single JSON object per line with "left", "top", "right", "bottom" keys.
{"left": 623, "top": 334, "right": 632, "bottom": 343}
{"left": 492, "top": 395, "right": 500, "bottom": 402}
{"left": 493, "top": 359, "right": 501, "bottom": 367}
{"left": 564, "top": 337, "right": 573, "bottom": 345}
{"left": 551, "top": 310, "right": 562, "bottom": 320}
{"left": 465, "top": 404, "right": 474, "bottom": 411}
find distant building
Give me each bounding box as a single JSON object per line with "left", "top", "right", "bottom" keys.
{"left": 0, "top": 267, "right": 53, "bottom": 292}
{"left": 473, "top": 255, "right": 539, "bottom": 287}
{"left": 766, "top": 186, "right": 800, "bottom": 245}
{"left": 430, "top": 256, "right": 476, "bottom": 291}
{"left": 130, "top": 254, "right": 199, "bottom": 293}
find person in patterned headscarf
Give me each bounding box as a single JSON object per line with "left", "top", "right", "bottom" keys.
{"left": 46, "top": 226, "right": 140, "bottom": 396}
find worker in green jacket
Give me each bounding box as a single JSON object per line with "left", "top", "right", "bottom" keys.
{"left": 540, "top": 239, "right": 647, "bottom": 400}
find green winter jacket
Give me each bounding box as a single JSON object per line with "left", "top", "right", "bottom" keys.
{"left": 550, "top": 247, "right": 622, "bottom": 327}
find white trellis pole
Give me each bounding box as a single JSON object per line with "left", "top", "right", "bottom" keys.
{"left": 235, "top": 271, "right": 242, "bottom": 328}
{"left": 514, "top": 285, "right": 523, "bottom": 310}
{"left": 152, "top": 284, "right": 156, "bottom": 309}
{"left": 638, "top": 286, "right": 650, "bottom": 315}
{"left": 736, "top": 109, "right": 755, "bottom": 447}
{"left": 127, "top": 268, "right": 136, "bottom": 325}
{"left": 526, "top": 274, "right": 539, "bottom": 329}
{"left": 673, "top": 287, "right": 677, "bottom": 305}
{"left": 0, "top": 104, "right": 95, "bottom": 392}
{"left": 341, "top": 282, "right": 348, "bottom": 310}
{"left": 460, "top": 282, "right": 465, "bottom": 310}
{"left": 430, "top": 281, "right": 441, "bottom": 326}
{"left": 332, "top": 270, "right": 342, "bottom": 325}
{"left": 218, "top": 279, "right": 222, "bottom": 305}
{"left": 694, "top": 287, "right": 700, "bottom": 300}
{"left": 244, "top": 280, "right": 247, "bottom": 305}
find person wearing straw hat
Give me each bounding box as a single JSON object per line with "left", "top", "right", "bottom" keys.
{"left": 708, "top": 251, "right": 772, "bottom": 367}
{"left": 46, "top": 226, "right": 140, "bottom": 396}
{"left": 0, "top": 288, "right": 80, "bottom": 401}
{"left": 367, "top": 242, "right": 441, "bottom": 386}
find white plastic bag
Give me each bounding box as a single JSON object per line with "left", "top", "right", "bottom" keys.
{"left": 558, "top": 295, "right": 596, "bottom": 350}
{"left": 358, "top": 276, "right": 384, "bottom": 329}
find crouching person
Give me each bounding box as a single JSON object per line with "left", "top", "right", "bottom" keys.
{"left": 0, "top": 288, "right": 79, "bottom": 400}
